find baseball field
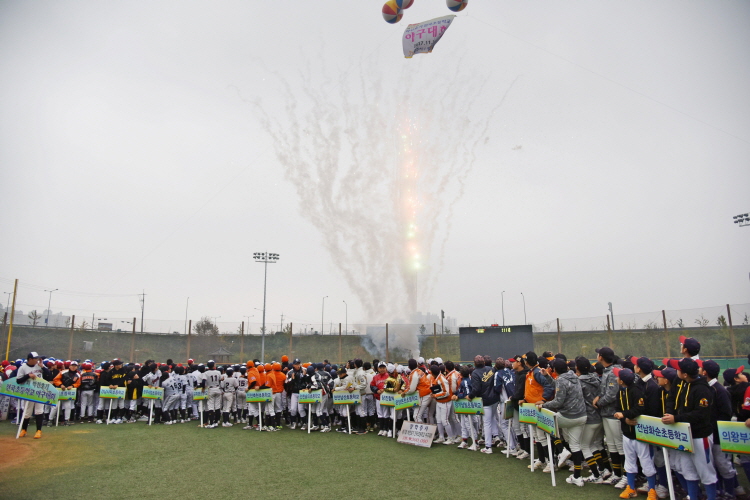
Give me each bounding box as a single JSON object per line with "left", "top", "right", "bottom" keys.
{"left": 2, "top": 420, "right": 748, "bottom": 500}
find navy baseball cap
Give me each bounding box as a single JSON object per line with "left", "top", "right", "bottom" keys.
{"left": 679, "top": 336, "right": 700, "bottom": 353}
{"left": 293, "top": 358, "right": 301, "bottom": 365}
{"left": 702, "top": 360, "right": 720, "bottom": 379}
{"left": 630, "top": 356, "right": 654, "bottom": 373}
{"left": 613, "top": 367, "right": 636, "bottom": 385}
{"left": 677, "top": 358, "right": 699, "bottom": 377}
{"left": 596, "top": 347, "right": 615, "bottom": 358}
{"left": 653, "top": 367, "right": 677, "bottom": 382}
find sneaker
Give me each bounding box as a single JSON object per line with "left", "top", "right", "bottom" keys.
{"left": 276, "top": 426, "right": 283, "bottom": 430}
{"left": 646, "top": 489, "right": 658, "bottom": 500}
{"left": 601, "top": 469, "right": 613, "bottom": 480}
{"left": 310, "top": 425, "right": 319, "bottom": 431}
{"left": 355, "top": 429, "right": 367, "bottom": 435}
{"left": 19, "top": 429, "right": 27, "bottom": 438}
{"left": 442, "top": 439, "right": 454, "bottom": 445}
{"left": 137, "top": 416, "right": 148, "bottom": 421}
{"left": 637, "top": 484, "right": 652, "bottom": 494}
{"left": 543, "top": 462, "right": 558, "bottom": 473}
{"left": 11, "top": 419, "right": 18, "bottom": 425}
{"left": 290, "top": 423, "right": 296, "bottom": 430}
{"left": 95, "top": 419, "right": 103, "bottom": 424}
{"left": 34, "top": 430, "right": 42, "bottom": 439}
{"left": 614, "top": 477, "right": 629, "bottom": 489}
{"left": 377, "top": 430, "right": 384, "bottom": 436}
{"left": 734, "top": 486, "right": 745, "bottom": 496}
{"left": 566, "top": 475, "right": 585, "bottom": 487}
{"left": 516, "top": 450, "right": 530, "bottom": 460}
{"left": 242, "top": 425, "right": 253, "bottom": 430}
{"left": 502, "top": 447, "right": 518, "bottom": 456}
{"left": 164, "top": 421, "right": 173, "bottom": 425}
{"left": 386, "top": 430, "right": 393, "bottom": 438}
{"left": 115, "top": 418, "right": 123, "bottom": 424}
{"left": 477, "top": 438, "right": 485, "bottom": 446}
{"left": 558, "top": 448, "right": 572, "bottom": 468}
{"left": 321, "top": 426, "right": 330, "bottom": 433}
{"left": 336, "top": 427, "right": 348, "bottom": 433}
{"left": 583, "top": 475, "right": 605, "bottom": 484}
{"left": 457, "top": 441, "right": 468, "bottom": 449}
{"left": 528, "top": 459, "right": 543, "bottom": 469}
{"left": 127, "top": 418, "right": 136, "bottom": 423}
{"left": 300, "top": 424, "right": 307, "bottom": 431}
{"left": 492, "top": 436, "right": 501, "bottom": 445}
{"left": 654, "top": 486, "right": 668, "bottom": 499}
{"left": 434, "top": 437, "right": 445, "bottom": 444}
{"left": 619, "top": 486, "right": 637, "bottom": 499}
{"left": 606, "top": 475, "right": 622, "bottom": 486}
{"left": 480, "top": 447, "right": 493, "bottom": 454}
{"left": 468, "top": 443, "right": 478, "bottom": 451}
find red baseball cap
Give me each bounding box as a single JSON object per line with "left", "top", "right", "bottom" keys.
{"left": 652, "top": 369, "right": 663, "bottom": 378}
{"left": 663, "top": 358, "right": 681, "bottom": 370}
{"left": 736, "top": 366, "right": 745, "bottom": 375}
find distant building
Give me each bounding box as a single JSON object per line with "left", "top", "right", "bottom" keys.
{"left": 410, "top": 311, "right": 458, "bottom": 332}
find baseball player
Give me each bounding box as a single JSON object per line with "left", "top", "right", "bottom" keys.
{"left": 16, "top": 352, "right": 46, "bottom": 439}
{"left": 203, "top": 360, "right": 222, "bottom": 428}
{"left": 220, "top": 367, "right": 239, "bottom": 427}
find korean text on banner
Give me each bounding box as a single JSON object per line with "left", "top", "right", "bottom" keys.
{"left": 142, "top": 387, "right": 164, "bottom": 400}
{"left": 99, "top": 387, "right": 126, "bottom": 399}
{"left": 453, "top": 397, "right": 484, "bottom": 415}
{"left": 192, "top": 388, "right": 205, "bottom": 401}
{"left": 333, "top": 391, "right": 361, "bottom": 405}
{"left": 635, "top": 415, "right": 693, "bottom": 453}
{"left": 246, "top": 388, "right": 273, "bottom": 403}
{"left": 717, "top": 421, "right": 750, "bottom": 455}
{"left": 298, "top": 390, "right": 322, "bottom": 404}
{"left": 536, "top": 407, "right": 559, "bottom": 436}
{"left": 519, "top": 403, "right": 538, "bottom": 425}
{"left": 402, "top": 15, "right": 456, "bottom": 59}
{"left": 57, "top": 388, "right": 77, "bottom": 401}
{"left": 380, "top": 392, "right": 396, "bottom": 407}
{"left": 0, "top": 377, "right": 59, "bottom": 406}
{"left": 395, "top": 391, "right": 420, "bottom": 411}
{"left": 397, "top": 421, "right": 437, "bottom": 448}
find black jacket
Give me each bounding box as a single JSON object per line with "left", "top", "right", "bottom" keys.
{"left": 673, "top": 376, "right": 713, "bottom": 439}
{"left": 469, "top": 366, "right": 499, "bottom": 406}
{"left": 710, "top": 380, "right": 732, "bottom": 441}
{"left": 509, "top": 368, "right": 528, "bottom": 408}
{"left": 617, "top": 383, "right": 646, "bottom": 439}
{"left": 635, "top": 375, "right": 662, "bottom": 417}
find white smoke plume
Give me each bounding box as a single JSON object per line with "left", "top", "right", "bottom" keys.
{"left": 248, "top": 61, "right": 516, "bottom": 357}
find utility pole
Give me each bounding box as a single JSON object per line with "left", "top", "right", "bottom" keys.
{"left": 139, "top": 291, "right": 146, "bottom": 333}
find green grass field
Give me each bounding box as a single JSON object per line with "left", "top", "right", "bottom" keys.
{"left": 3, "top": 419, "right": 746, "bottom": 500}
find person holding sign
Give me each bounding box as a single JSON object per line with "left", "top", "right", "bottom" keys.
{"left": 371, "top": 361, "right": 391, "bottom": 436}
{"left": 701, "top": 360, "right": 738, "bottom": 499}
{"left": 333, "top": 366, "right": 354, "bottom": 433}
{"left": 662, "top": 358, "right": 718, "bottom": 500}
{"left": 429, "top": 364, "right": 457, "bottom": 445}
{"left": 469, "top": 355, "right": 500, "bottom": 454}
{"left": 16, "top": 352, "right": 46, "bottom": 438}
{"left": 520, "top": 352, "right": 555, "bottom": 466}
{"left": 286, "top": 359, "right": 307, "bottom": 430}
{"left": 593, "top": 347, "right": 626, "bottom": 487}
{"left": 51, "top": 360, "right": 81, "bottom": 426}
{"left": 611, "top": 367, "right": 656, "bottom": 500}
{"left": 541, "top": 358, "right": 587, "bottom": 487}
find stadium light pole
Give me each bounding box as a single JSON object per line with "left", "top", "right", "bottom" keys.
{"left": 343, "top": 300, "right": 347, "bottom": 335}
{"left": 254, "top": 252, "right": 279, "bottom": 363}
{"left": 501, "top": 291, "right": 505, "bottom": 326}
{"left": 322, "top": 296, "right": 328, "bottom": 335}
{"left": 521, "top": 292, "right": 527, "bottom": 324}
{"left": 733, "top": 212, "right": 750, "bottom": 227}
{"left": 608, "top": 302, "right": 615, "bottom": 331}
{"left": 44, "top": 289, "right": 58, "bottom": 328}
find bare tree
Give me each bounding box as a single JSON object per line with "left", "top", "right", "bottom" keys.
{"left": 194, "top": 317, "right": 219, "bottom": 336}
{"left": 28, "top": 310, "right": 41, "bottom": 326}
{"left": 694, "top": 315, "right": 709, "bottom": 327}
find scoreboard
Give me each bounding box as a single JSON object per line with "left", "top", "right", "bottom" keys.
{"left": 458, "top": 324, "right": 534, "bottom": 362}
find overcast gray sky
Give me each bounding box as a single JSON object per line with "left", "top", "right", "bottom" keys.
{"left": 1, "top": 0, "right": 749, "bottom": 333}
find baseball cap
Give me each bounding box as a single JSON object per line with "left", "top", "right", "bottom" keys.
{"left": 654, "top": 367, "right": 677, "bottom": 382}
{"left": 679, "top": 336, "right": 701, "bottom": 353}
{"left": 27, "top": 352, "right": 40, "bottom": 359}
{"left": 293, "top": 358, "right": 301, "bottom": 365}
{"left": 112, "top": 359, "right": 123, "bottom": 365}
{"left": 677, "top": 358, "right": 699, "bottom": 376}
{"left": 630, "top": 356, "right": 654, "bottom": 373}
{"left": 702, "top": 360, "right": 720, "bottom": 379}
{"left": 596, "top": 347, "right": 615, "bottom": 359}
{"left": 417, "top": 357, "right": 425, "bottom": 364}
{"left": 509, "top": 355, "right": 522, "bottom": 363}
{"left": 613, "top": 367, "right": 636, "bottom": 385}
{"left": 386, "top": 363, "right": 395, "bottom": 372}
{"left": 377, "top": 362, "right": 387, "bottom": 368}
{"left": 69, "top": 360, "right": 78, "bottom": 366}
{"left": 663, "top": 358, "right": 681, "bottom": 370}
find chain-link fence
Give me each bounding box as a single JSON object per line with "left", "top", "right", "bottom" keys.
{"left": 3, "top": 303, "right": 748, "bottom": 365}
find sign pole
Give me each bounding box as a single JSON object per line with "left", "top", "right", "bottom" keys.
{"left": 505, "top": 416, "right": 512, "bottom": 458}
{"left": 55, "top": 402, "right": 60, "bottom": 427}
{"left": 199, "top": 400, "right": 203, "bottom": 427}
{"left": 470, "top": 415, "right": 477, "bottom": 447}
{"left": 258, "top": 403, "right": 263, "bottom": 430}
{"left": 15, "top": 400, "right": 28, "bottom": 439}
{"left": 663, "top": 448, "right": 675, "bottom": 500}
{"left": 107, "top": 399, "right": 112, "bottom": 425}
{"left": 547, "top": 435, "right": 556, "bottom": 486}
{"left": 347, "top": 410, "right": 351, "bottom": 435}
{"left": 529, "top": 425, "right": 536, "bottom": 471}
{"left": 308, "top": 405, "right": 311, "bottom": 434}
{"left": 148, "top": 400, "right": 153, "bottom": 426}
{"left": 393, "top": 410, "right": 397, "bottom": 438}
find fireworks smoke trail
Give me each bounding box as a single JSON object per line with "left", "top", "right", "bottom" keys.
{"left": 250, "top": 62, "right": 515, "bottom": 356}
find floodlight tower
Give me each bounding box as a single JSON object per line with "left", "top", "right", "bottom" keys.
{"left": 733, "top": 212, "right": 750, "bottom": 227}
{"left": 253, "top": 251, "right": 280, "bottom": 363}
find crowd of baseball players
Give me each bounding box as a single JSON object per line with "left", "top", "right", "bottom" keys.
{"left": 3, "top": 334, "right": 750, "bottom": 500}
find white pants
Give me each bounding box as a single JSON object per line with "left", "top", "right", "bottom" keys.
{"left": 415, "top": 395, "right": 432, "bottom": 423}
{"left": 581, "top": 422, "right": 604, "bottom": 458}
{"left": 50, "top": 400, "right": 75, "bottom": 421}
{"left": 289, "top": 393, "right": 307, "bottom": 417}
{"left": 711, "top": 443, "right": 737, "bottom": 480}
{"left": 313, "top": 394, "right": 329, "bottom": 416}
{"left": 602, "top": 417, "right": 624, "bottom": 454}
{"left": 436, "top": 401, "right": 456, "bottom": 439}
{"left": 99, "top": 398, "right": 124, "bottom": 410}
{"left": 163, "top": 394, "right": 180, "bottom": 412}
{"left": 376, "top": 401, "right": 391, "bottom": 419}
{"left": 221, "top": 393, "right": 235, "bottom": 413}
{"left": 362, "top": 394, "right": 376, "bottom": 416}
{"left": 207, "top": 388, "right": 222, "bottom": 411}
{"left": 460, "top": 414, "right": 481, "bottom": 440}
{"left": 676, "top": 436, "right": 717, "bottom": 484}
{"left": 557, "top": 414, "right": 587, "bottom": 453}
{"left": 623, "top": 435, "right": 656, "bottom": 476}
{"left": 482, "top": 402, "right": 498, "bottom": 445}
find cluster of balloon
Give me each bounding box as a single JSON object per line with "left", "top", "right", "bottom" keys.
{"left": 382, "top": 0, "right": 467, "bottom": 24}
{"left": 381, "top": 0, "right": 413, "bottom": 24}
{"left": 446, "top": 0, "right": 468, "bottom": 12}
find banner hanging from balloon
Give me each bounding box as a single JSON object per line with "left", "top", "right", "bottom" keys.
{"left": 402, "top": 15, "right": 456, "bottom": 59}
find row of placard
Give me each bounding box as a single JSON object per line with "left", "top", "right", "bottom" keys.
{"left": 516, "top": 402, "right": 750, "bottom": 455}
